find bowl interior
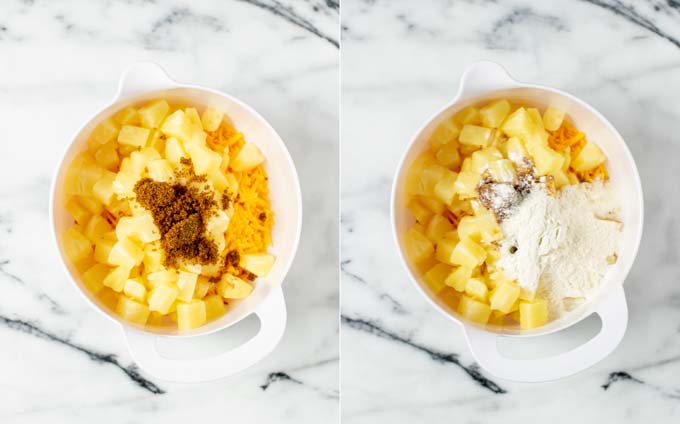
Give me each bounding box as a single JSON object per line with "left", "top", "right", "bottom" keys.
{"left": 52, "top": 87, "right": 302, "bottom": 336}
{"left": 393, "top": 86, "right": 643, "bottom": 336}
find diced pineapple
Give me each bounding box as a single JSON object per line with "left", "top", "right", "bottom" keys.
{"left": 471, "top": 146, "right": 503, "bottom": 173}
{"left": 552, "top": 169, "right": 570, "bottom": 189}
{"left": 487, "top": 159, "right": 517, "bottom": 184}
{"left": 108, "top": 238, "right": 144, "bottom": 268}
{"left": 75, "top": 195, "right": 103, "bottom": 215}
{"left": 529, "top": 144, "right": 564, "bottom": 176}
{"left": 571, "top": 143, "right": 606, "bottom": 172}
{"left": 527, "top": 108, "right": 544, "bottom": 130}
{"left": 184, "top": 107, "right": 202, "bottom": 129}
{"left": 453, "top": 171, "right": 481, "bottom": 199}
{"left": 567, "top": 172, "right": 579, "bottom": 185}
{"left": 117, "top": 125, "right": 150, "bottom": 148}
{"left": 82, "top": 263, "right": 110, "bottom": 294}
{"left": 201, "top": 107, "right": 225, "bottom": 132}
{"left": 404, "top": 227, "right": 434, "bottom": 263}
{"left": 115, "top": 107, "right": 140, "bottom": 126}
{"left": 407, "top": 199, "right": 433, "bottom": 224}
{"left": 240, "top": 253, "right": 275, "bottom": 277}
{"left": 115, "top": 214, "right": 160, "bottom": 244}
{"left": 90, "top": 118, "right": 120, "bottom": 146}
{"left": 480, "top": 99, "right": 511, "bottom": 128}
{"left": 194, "top": 276, "right": 212, "bottom": 299}
{"left": 459, "top": 212, "right": 502, "bottom": 244}
{"left": 465, "top": 277, "right": 488, "bottom": 302}
{"left": 425, "top": 215, "right": 454, "bottom": 243}
{"left": 112, "top": 171, "right": 140, "bottom": 197}
{"left": 414, "top": 163, "right": 447, "bottom": 196}
{"left": 65, "top": 198, "right": 90, "bottom": 225}
{"left": 138, "top": 99, "right": 170, "bottom": 129}
{"left": 457, "top": 295, "right": 491, "bottom": 324}
{"left": 147, "top": 159, "right": 174, "bottom": 182}
{"left": 147, "top": 312, "right": 164, "bottom": 326}
{"left": 64, "top": 156, "right": 105, "bottom": 196}
{"left": 519, "top": 298, "right": 549, "bottom": 329}
{"left": 102, "top": 266, "right": 131, "bottom": 292}
{"left": 429, "top": 118, "right": 461, "bottom": 149}
{"left": 445, "top": 266, "right": 473, "bottom": 291}
{"left": 435, "top": 142, "right": 461, "bottom": 169}
{"left": 490, "top": 282, "right": 520, "bottom": 313}
{"left": 63, "top": 226, "right": 92, "bottom": 262}
{"left": 160, "top": 110, "right": 194, "bottom": 142}
{"left": 186, "top": 142, "right": 222, "bottom": 175}
{"left": 94, "top": 235, "right": 116, "bottom": 263}
{"left": 217, "top": 274, "right": 253, "bottom": 299}
{"left": 84, "top": 214, "right": 112, "bottom": 241}
{"left": 231, "top": 143, "right": 265, "bottom": 172}
{"left": 433, "top": 170, "right": 458, "bottom": 205}
{"left": 459, "top": 125, "right": 492, "bottom": 147}
{"left": 147, "top": 269, "right": 178, "bottom": 288}
{"left": 115, "top": 296, "right": 149, "bottom": 325}
{"left": 148, "top": 283, "right": 179, "bottom": 314}
{"left": 501, "top": 108, "right": 535, "bottom": 139}
{"left": 164, "top": 137, "right": 187, "bottom": 165}
{"left": 142, "top": 244, "right": 163, "bottom": 273}
{"left": 435, "top": 236, "right": 458, "bottom": 265}
{"left": 503, "top": 136, "right": 528, "bottom": 164}
{"left": 206, "top": 210, "right": 230, "bottom": 252}
{"left": 450, "top": 238, "right": 486, "bottom": 269}
{"left": 208, "top": 169, "right": 229, "bottom": 192}
{"left": 94, "top": 143, "right": 120, "bottom": 171}
{"left": 543, "top": 106, "right": 565, "bottom": 131}
{"left": 457, "top": 106, "right": 481, "bottom": 125}
{"left": 204, "top": 294, "right": 225, "bottom": 320}
{"left": 92, "top": 173, "right": 116, "bottom": 206}
{"left": 147, "top": 129, "right": 167, "bottom": 153}
{"left": 123, "top": 278, "right": 147, "bottom": 301}
{"left": 176, "top": 270, "right": 199, "bottom": 302}
{"left": 177, "top": 300, "right": 207, "bottom": 330}
{"left": 422, "top": 263, "right": 452, "bottom": 294}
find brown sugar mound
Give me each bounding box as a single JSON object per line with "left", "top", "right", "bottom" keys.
{"left": 134, "top": 177, "right": 219, "bottom": 268}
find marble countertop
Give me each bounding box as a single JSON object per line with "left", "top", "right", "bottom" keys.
{"left": 0, "top": 0, "right": 338, "bottom": 422}
{"left": 341, "top": 0, "right": 680, "bottom": 422}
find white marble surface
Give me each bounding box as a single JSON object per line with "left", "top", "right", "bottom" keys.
{"left": 341, "top": 0, "right": 680, "bottom": 422}
{"left": 0, "top": 0, "right": 338, "bottom": 422}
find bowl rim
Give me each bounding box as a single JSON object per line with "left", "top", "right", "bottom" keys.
{"left": 49, "top": 83, "right": 303, "bottom": 338}
{"left": 390, "top": 78, "right": 644, "bottom": 338}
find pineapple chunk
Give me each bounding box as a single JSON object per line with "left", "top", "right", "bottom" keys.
{"left": 204, "top": 294, "right": 225, "bottom": 320}
{"left": 465, "top": 277, "right": 488, "bottom": 302}
{"left": 115, "top": 296, "right": 150, "bottom": 325}
{"left": 404, "top": 227, "right": 434, "bottom": 263}
{"left": 177, "top": 300, "right": 207, "bottom": 330}
{"left": 503, "top": 137, "right": 528, "bottom": 164}
{"left": 186, "top": 142, "right": 222, "bottom": 175}
{"left": 63, "top": 226, "right": 92, "bottom": 262}
{"left": 453, "top": 170, "right": 481, "bottom": 199}
{"left": 94, "top": 143, "right": 120, "bottom": 171}
{"left": 147, "top": 159, "right": 174, "bottom": 182}
{"left": 102, "top": 266, "right": 131, "bottom": 292}
{"left": 160, "top": 110, "right": 194, "bottom": 142}
{"left": 138, "top": 146, "right": 161, "bottom": 162}
{"left": 435, "top": 142, "right": 461, "bottom": 169}
{"left": 543, "top": 107, "right": 565, "bottom": 131}
{"left": 94, "top": 235, "right": 116, "bottom": 263}
{"left": 571, "top": 143, "right": 606, "bottom": 172}
{"left": 501, "top": 108, "right": 535, "bottom": 139}
{"left": 415, "top": 163, "right": 447, "bottom": 196}
{"left": 147, "top": 312, "right": 164, "bottom": 327}
{"left": 148, "top": 283, "right": 179, "bottom": 314}
{"left": 148, "top": 129, "right": 167, "bottom": 153}
{"left": 519, "top": 298, "right": 549, "bottom": 329}
{"left": 457, "top": 106, "right": 481, "bottom": 125}
{"left": 445, "top": 266, "right": 473, "bottom": 292}
{"left": 108, "top": 238, "right": 144, "bottom": 268}
{"left": 433, "top": 170, "right": 458, "bottom": 205}
{"left": 138, "top": 99, "right": 170, "bottom": 129}
{"left": 76, "top": 195, "right": 104, "bottom": 215}
{"left": 123, "top": 278, "right": 147, "bottom": 302}
{"left": 435, "top": 236, "right": 458, "bottom": 265}
{"left": 164, "top": 137, "right": 187, "bottom": 165}
{"left": 457, "top": 295, "right": 491, "bottom": 324}
{"left": 117, "top": 125, "right": 150, "bottom": 148}
{"left": 84, "top": 214, "right": 113, "bottom": 241}
{"left": 231, "top": 143, "right": 265, "bottom": 172}
{"left": 429, "top": 118, "right": 461, "bottom": 149}
{"left": 217, "top": 274, "right": 253, "bottom": 299}
{"left": 201, "top": 107, "right": 225, "bottom": 132}
{"left": 82, "top": 263, "right": 110, "bottom": 294}
{"left": 490, "top": 282, "right": 520, "bottom": 313}
{"left": 407, "top": 199, "right": 433, "bottom": 224}
{"left": 65, "top": 198, "right": 90, "bottom": 225}
{"left": 459, "top": 125, "right": 492, "bottom": 147}
{"left": 450, "top": 238, "right": 487, "bottom": 269}
{"left": 529, "top": 144, "right": 564, "bottom": 176}
{"left": 64, "top": 156, "right": 105, "bottom": 196}
{"left": 425, "top": 215, "right": 454, "bottom": 243}
{"left": 240, "top": 253, "right": 275, "bottom": 277}
{"left": 92, "top": 172, "right": 116, "bottom": 206}
{"left": 194, "top": 276, "right": 212, "bottom": 299}
{"left": 142, "top": 244, "right": 163, "bottom": 273}
{"left": 552, "top": 169, "right": 570, "bottom": 189}
{"left": 184, "top": 107, "right": 202, "bottom": 129}
{"left": 457, "top": 213, "right": 501, "bottom": 244}
{"left": 422, "top": 263, "right": 452, "bottom": 294}
{"left": 147, "top": 269, "right": 178, "bottom": 288}
{"left": 487, "top": 159, "right": 517, "bottom": 184}
{"left": 90, "top": 118, "right": 120, "bottom": 146}
{"left": 176, "top": 270, "right": 199, "bottom": 302}
{"left": 480, "top": 99, "right": 511, "bottom": 128}
{"left": 115, "top": 214, "right": 160, "bottom": 244}
{"left": 471, "top": 146, "right": 503, "bottom": 173}
{"left": 527, "top": 108, "right": 544, "bottom": 130}
{"left": 115, "top": 107, "right": 140, "bottom": 126}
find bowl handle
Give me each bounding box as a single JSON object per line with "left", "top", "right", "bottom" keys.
{"left": 463, "top": 285, "right": 628, "bottom": 382}
{"left": 122, "top": 286, "right": 287, "bottom": 383}
{"left": 457, "top": 61, "right": 521, "bottom": 99}
{"left": 116, "top": 62, "right": 179, "bottom": 99}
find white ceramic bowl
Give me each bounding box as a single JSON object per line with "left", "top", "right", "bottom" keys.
{"left": 50, "top": 63, "right": 303, "bottom": 382}
{"left": 391, "top": 61, "right": 643, "bottom": 382}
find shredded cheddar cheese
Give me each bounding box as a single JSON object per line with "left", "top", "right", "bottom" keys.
{"left": 547, "top": 120, "right": 608, "bottom": 183}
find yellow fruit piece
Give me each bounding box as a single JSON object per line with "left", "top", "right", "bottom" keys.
{"left": 115, "top": 296, "right": 150, "bottom": 325}
{"left": 527, "top": 108, "right": 544, "bottom": 130}
{"left": 82, "top": 263, "right": 110, "bottom": 294}
{"left": 502, "top": 136, "right": 528, "bottom": 163}
{"left": 147, "top": 269, "right": 178, "bottom": 289}
{"left": 94, "top": 235, "right": 116, "bottom": 263}
{"left": 459, "top": 125, "right": 492, "bottom": 147}
{"left": 432, "top": 170, "right": 458, "bottom": 205}
{"left": 471, "top": 146, "right": 503, "bottom": 173}
{"left": 187, "top": 142, "right": 222, "bottom": 175}
{"left": 519, "top": 298, "right": 549, "bottom": 329}
{"left": 65, "top": 198, "right": 90, "bottom": 225}
{"left": 458, "top": 295, "right": 491, "bottom": 324}
{"left": 487, "top": 159, "right": 517, "bottom": 184}
{"left": 148, "top": 283, "right": 179, "bottom": 314}
{"left": 115, "top": 107, "right": 140, "bottom": 126}
{"left": 407, "top": 198, "right": 433, "bottom": 224}
{"left": 63, "top": 226, "right": 92, "bottom": 263}
{"left": 164, "top": 137, "right": 186, "bottom": 165}
{"left": 453, "top": 170, "right": 481, "bottom": 199}
{"left": 552, "top": 169, "right": 570, "bottom": 189}
{"left": 217, "top": 274, "right": 253, "bottom": 299}
{"left": 571, "top": 142, "right": 606, "bottom": 172}
{"left": 422, "top": 263, "right": 452, "bottom": 294}
{"left": 457, "top": 106, "right": 481, "bottom": 125}
{"left": 84, "top": 214, "right": 112, "bottom": 241}
{"left": 239, "top": 253, "right": 275, "bottom": 277}
{"left": 201, "top": 107, "right": 225, "bottom": 132}
{"left": 429, "top": 118, "right": 461, "bottom": 149}
{"left": 435, "top": 142, "right": 461, "bottom": 169}
{"left": 435, "top": 236, "right": 458, "bottom": 265}
{"left": 450, "top": 237, "right": 487, "bottom": 269}
{"left": 147, "top": 159, "right": 174, "bottom": 182}
{"left": 139, "top": 99, "right": 170, "bottom": 129}
{"left": 115, "top": 214, "right": 160, "bottom": 244}
{"left": 425, "top": 215, "right": 454, "bottom": 243}
{"left": 147, "top": 312, "right": 164, "bottom": 326}
{"left": 123, "top": 278, "right": 147, "bottom": 302}
{"left": 445, "top": 266, "right": 473, "bottom": 291}
{"left": 90, "top": 118, "right": 120, "bottom": 146}
{"left": 76, "top": 195, "right": 104, "bottom": 215}
{"left": 194, "top": 276, "right": 212, "bottom": 299}
{"left": 567, "top": 172, "right": 580, "bottom": 185}
{"left": 480, "top": 99, "right": 511, "bottom": 128}
{"left": 64, "top": 156, "right": 105, "bottom": 196}
{"left": 161, "top": 110, "right": 194, "bottom": 142}
{"left": 405, "top": 154, "right": 436, "bottom": 196}
{"left": 92, "top": 172, "right": 116, "bottom": 206}
{"left": 185, "top": 107, "right": 202, "bottom": 129}
{"left": 117, "top": 125, "right": 150, "bottom": 148}
{"left": 465, "top": 277, "right": 488, "bottom": 301}
{"left": 108, "top": 238, "right": 144, "bottom": 268}
{"left": 501, "top": 107, "right": 535, "bottom": 139}
{"left": 231, "top": 142, "right": 265, "bottom": 172}
{"left": 415, "top": 163, "right": 447, "bottom": 196}
{"left": 176, "top": 270, "right": 199, "bottom": 302}
{"left": 208, "top": 169, "right": 229, "bottom": 192}
{"left": 543, "top": 106, "right": 565, "bottom": 131}
{"left": 102, "top": 266, "right": 131, "bottom": 292}
{"left": 204, "top": 294, "right": 225, "bottom": 320}
{"left": 94, "top": 142, "right": 120, "bottom": 171}
{"left": 142, "top": 244, "right": 163, "bottom": 273}
{"left": 490, "top": 282, "right": 520, "bottom": 313}
{"left": 529, "top": 144, "right": 564, "bottom": 176}
{"left": 439, "top": 287, "right": 461, "bottom": 310}
{"left": 404, "top": 227, "right": 434, "bottom": 263}
{"left": 177, "top": 300, "right": 207, "bottom": 330}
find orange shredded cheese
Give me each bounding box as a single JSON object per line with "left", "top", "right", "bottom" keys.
{"left": 547, "top": 120, "right": 608, "bottom": 183}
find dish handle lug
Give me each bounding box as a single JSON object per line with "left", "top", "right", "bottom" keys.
{"left": 457, "top": 61, "right": 520, "bottom": 99}
{"left": 115, "top": 61, "right": 179, "bottom": 99}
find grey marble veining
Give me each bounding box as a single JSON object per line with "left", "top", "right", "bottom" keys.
{"left": 0, "top": 0, "right": 338, "bottom": 422}
{"left": 341, "top": 0, "right": 680, "bottom": 422}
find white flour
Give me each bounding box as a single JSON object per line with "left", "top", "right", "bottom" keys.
{"left": 498, "top": 181, "right": 622, "bottom": 317}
